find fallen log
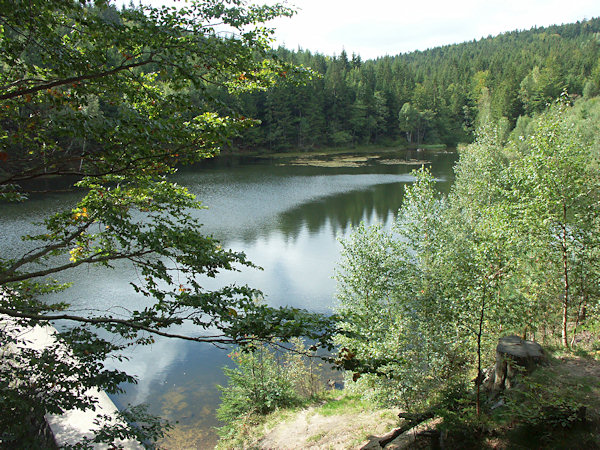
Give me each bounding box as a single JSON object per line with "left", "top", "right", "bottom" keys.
{"left": 377, "top": 411, "right": 435, "bottom": 447}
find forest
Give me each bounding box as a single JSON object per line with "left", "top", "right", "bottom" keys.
{"left": 218, "top": 18, "right": 600, "bottom": 150}
{"left": 217, "top": 94, "right": 600, "bottom": 450}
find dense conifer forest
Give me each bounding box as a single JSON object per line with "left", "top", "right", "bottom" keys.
{"left": 217, "top": 17, "right": 600, "bottom": 150}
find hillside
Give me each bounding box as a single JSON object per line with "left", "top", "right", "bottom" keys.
{"left": 218, "top": 18, "right": 600, "bottom": 150}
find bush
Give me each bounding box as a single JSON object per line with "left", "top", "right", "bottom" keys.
{"left": 283, "top": 338, "right": 325, "bottom": 399}
{"left": 217, "top": 347, "right": 298, "bottom": 422}
{"left": 503, "top": 377, "right": 587, "bottom": 443}
{"left": 216, "top": 339, "right": 326, "bottom": 439}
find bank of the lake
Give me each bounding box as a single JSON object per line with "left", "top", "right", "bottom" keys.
{"left": 220, "top": 142, "right": 449, "bottom": 159}
{"left": 216, "top": 347, "right": 600, "bottom": 449}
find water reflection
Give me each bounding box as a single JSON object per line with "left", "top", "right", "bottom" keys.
{"left": 0, "top": 149, "right": 457, "bottom": 448}
{"left": 109, "top": 337, "right": 231, "bottom": 449}
{"left": 278, "top": 182, "right": 406, "bottom": 240}
{"left": 181, "top": 171, "right": 417, "bottom": 244}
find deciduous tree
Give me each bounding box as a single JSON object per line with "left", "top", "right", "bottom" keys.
{"left": 0, "top": 0, "right": 334, "bottom": 445}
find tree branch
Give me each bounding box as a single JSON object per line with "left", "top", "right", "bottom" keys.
{"left": 0, "top": 307, "right": 247, "bottom": 345}
{"left": 1, "top": 249, "right": 153, "bottom": 284}
{"left": 4, "top": 221, "right": 93, "bottom": 277}
{"left": 1, "top": 141, "right": 204, "bottom": 188}
{"left": 0, "top": 57, "right": 155, "bottom": 101}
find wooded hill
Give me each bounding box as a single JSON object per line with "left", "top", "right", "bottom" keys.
{"left": 221, "top": 17, "right": 600, "bottom": 150}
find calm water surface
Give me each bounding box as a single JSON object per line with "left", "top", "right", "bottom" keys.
{"left": 0, "top": 149, "right": 456, "bottom": 447}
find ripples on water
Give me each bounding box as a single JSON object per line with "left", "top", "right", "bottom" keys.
{"left": 0, "top": 150, "right": 456, "bottom": 448}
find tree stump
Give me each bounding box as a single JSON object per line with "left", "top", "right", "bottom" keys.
{"left": 492, "top": 335, "right": 545, "bottom": 391}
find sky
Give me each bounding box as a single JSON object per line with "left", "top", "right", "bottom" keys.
{"left": 130, "top": 0, "right": 600, "bottom": 60}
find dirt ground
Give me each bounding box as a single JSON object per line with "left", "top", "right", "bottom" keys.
{"left": 556, "top": 355, "right": 600, "bottom": 418}
{"left": 255, "top": 404, "right": 401, "bottom": 449}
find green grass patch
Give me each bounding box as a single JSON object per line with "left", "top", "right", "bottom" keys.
{"left": 306, "top": 431, "right": 327, "bottom": 443}
{"left": 417, "top": 143, "right": 448, "bottom": 150}
{"left": 317, "top": 393, "right": 374, "bottom": 417}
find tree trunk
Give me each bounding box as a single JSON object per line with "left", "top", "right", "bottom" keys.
{"left": 476, "top": 286, "right": 486, "bottom": 417}
{"left": 379, "top": 412, "right": 436, "bottom": 447}
{"left": 561, "top": 203, "right": 569, "bottom": 349}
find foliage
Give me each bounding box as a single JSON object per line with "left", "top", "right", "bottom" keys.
{"left": 433, "top": 381, "right": 491, "bottom": 446}
{"left": 334, "top": 97, "right": 600, "bottom": 418}
{"left": 334, "top": 168, "right": 466, "bottom": 409}
{"left": 505, "top": 382, "right": 586, "bottom": 438}
{"left": 217, "top": 347, "right": 298, "bottom": 424}
{"left": 499, "top": 362, "right": 593, "bottom": 445}
{"left": 216, "top": 340, "right": 326, "bottom": 440}
{"left": 501, "top": 98, "right": 600, "bottom": 346}
{"left": 283, "top": 337, "right": 325, "bottom": 399}
{"left": 335, "top": 165, "right": 519, "bottom": 413}
{"left": 0, "top": 0, "right": 335, "bottom": 446}
{"left": 225, "top": 18, "right": 600, "bottom": 150}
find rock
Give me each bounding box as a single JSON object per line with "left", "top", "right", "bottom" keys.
{"left": 493, "top": 335, "right": 545, "bottom": 391}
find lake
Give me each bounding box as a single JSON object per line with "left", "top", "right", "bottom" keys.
{"left": 0, "top": 148, "right": 456, "bottom": 447}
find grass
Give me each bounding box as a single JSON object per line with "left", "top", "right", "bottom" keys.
{"left": 216, "top": 391, "right": 399, "bottom": 449}
{"left": 306, "top": 431, "right": 327, "bottom": 443}
{"left": 317, "top": 393, "right": 373, "bottom": 417}
{"left": 215, "top": 406, "right": 301, "bottom": 450}
{"left": 215, "top": 392, "right": 332, "bottom": 450}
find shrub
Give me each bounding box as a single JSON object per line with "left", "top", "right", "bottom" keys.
{"left": 216, "top": 339, "right": 326, "bottom": 439}
{"left": 503, "top": 378, "right": 587, "bottom": 442}
{"left": 217, "top": 346, "right": 298, "bottom": 423}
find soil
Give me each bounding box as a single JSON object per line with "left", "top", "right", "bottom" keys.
{"left": 559, "top": 354, "right": 600, "bottom": 379}
{"left": 254, "top": 403, "right": 401, "bottom": 449}
{"left": 556, "top": 355, "right": 600, "bottom": 419}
